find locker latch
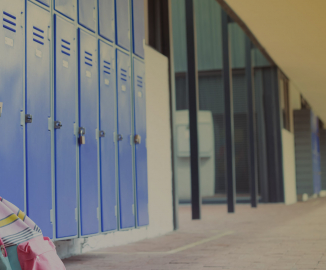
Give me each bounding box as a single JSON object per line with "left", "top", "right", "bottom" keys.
{"left": 79, "top": 127, "right": 86, "bottom": 145}
{"left": 25, "top": 114, "right": 33, "bottom": 124}
{"left": 54, "top": 121, "right": 62, "bottom": 129}
{"left": 99, "top": 130, "right": 105, "bottom": 138}
{"left": 134, "top": 134, "right": 141, "bottom": 144}
{"left": 0, "top": 102, "right": 3, "bottom": 117}
{"left": 117, "top": 134, "right": 123, "bottom": 141}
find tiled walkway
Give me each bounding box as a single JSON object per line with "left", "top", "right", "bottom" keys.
{"left": 64, "top": 198, "right": 326, "bottom": 269}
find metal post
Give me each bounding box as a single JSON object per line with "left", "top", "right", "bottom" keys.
{"left": 245, "top": 36, "right": 258, "bottom": 207}
{"left": 221, "top": 10, "right": 236, "bottom": 213}
{"left": 185, "top": 0, "right": 201, "bottom": 219}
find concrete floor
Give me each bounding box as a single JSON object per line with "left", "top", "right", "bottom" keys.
{"left": 64, "top": 198, "right": 326, "bottom": 269}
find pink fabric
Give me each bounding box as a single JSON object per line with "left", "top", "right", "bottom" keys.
{"left": 17, "top": 236, "right": 65, "bottom": 270}
{"left": 0, "top": 238, "right": 7, "bottom": 257}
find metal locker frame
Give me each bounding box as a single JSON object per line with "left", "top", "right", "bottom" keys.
{"left": 54, "top": 14, "right": 78, "bottom": 239}
{"left": 54, "top": 0, "right": 76, "bottom": 21}
{"left": 132, "top": 0, "right": 145, "bottom": 58}
{"left": 78, "top": 29, "right": 99, "bottom": 237}
{"left": 0, "top": 0, "right": 25, "bottom": 211}
{"left": 99, "top": 40, "right": 118, "bottom": 233}
{"left": 115, "top": 0, "right": 130, "bottom": 51}
{"left": 2, "top": 0, "right": 149, "bottom": 239}
{"left": 133, "top": 57, "right": 148, "bottom": 227}
{"left": 98, "top": 0, "right": 115, "bottom": 43}
{"left": 117, "top": 49, "right": 135, "bottom": 230}
{"left": 78, "top": 0, "right": 97, "bottom": 33}
{"left": 26, "top": 1, "right": 53, "bottom": 238}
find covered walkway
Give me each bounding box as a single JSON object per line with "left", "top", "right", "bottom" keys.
{"left": 64, "top": 199, "right": 326, "bottom": 269}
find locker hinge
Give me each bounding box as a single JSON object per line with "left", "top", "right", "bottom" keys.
{"left": 20, "top": 111, "right": 25, "bottom": 126}
{"left": 0, "top": 102, "right": 2, "bottom": 117}
{"left": 96, "top": 129, "right": 99, "bottom": 140}
{"left": 115, "top": 205, "right": 117, "bottom": 217}
{"left": 48, "top": 118, "right": 52, "bottom": 131}
{"left": 132, "top": 204, "right": 134, "bottom": 216}
{"left": 75, "top": 208, "right": 78, "bottom": 221}
{"left": 130, "top": 135, "right": 132, "bottom": 146}
{"left": 50, "top": 209, "right": 54, "bottom": 224}
{"left": 97, "top": 207, "right": 100, "bottom": 220}
{"left": 113, "top": 132, "right": 117, "bottom": 143}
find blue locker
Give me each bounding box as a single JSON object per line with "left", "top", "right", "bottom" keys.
{"left": 55, "top": 0, "right": 76, "bottom": 20}
{"left": 54, "top": 15, "right": 77, "bottom": 239}
{"left": 99, "top": 41, "right": 117, "bottom": 232}
{"left": 26, "top": 2, "right": 52, "bottom": 238}
{"left": 116, "top": 0, "right": 130, "bottom": 51}
{"left": 133, "top": 58, "right": 148, "bottom": 226}
{"left": 117, "top": 50, "right": 134, "bottom": 229}
{"left": 78, "top": 29, "right": 99, "bottom": 236}
{"left": 98, "top": 0, "right": 115, "bottom": 42}
{"left": 36, "top": 0, "right": 50, "bottom": 7}
{"left": 0, "top": 0, "right": 25, "bottom": 210}
{"left": 78, "top": 0, "right": 96, "bottom": 33}
{"left": 132, "top": 0, "right": 145, "bottom": 58}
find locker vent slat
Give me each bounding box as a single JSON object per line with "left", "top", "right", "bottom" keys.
{"left": 120, "top": 68, "right": 128, "bottom": 82}
{"left": 84, "top": 51, "right": 93, "bottom": 66}
{"left": 3, "top": 11, "right": 17, "bottom": 33}
{"left": 61, "top": 39, "right": 71, "bottom": 56}
{"left": 104, "top": 71, "right": 111, "bottom": 75}
{"left": 32, "top": 26, "right": 45, "bottom": 45}
{"left": 33, "top": 38, "right": 44, "bottom": 45}
{"left": 137, "top": 75, "right": 143, "bottom": 88}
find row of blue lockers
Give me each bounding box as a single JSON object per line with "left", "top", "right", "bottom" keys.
{"left": 34, "top": 0, "right": 145, "bottom": 58}
{"left": 0, "top": 0, "right": 148, "bottom": 240}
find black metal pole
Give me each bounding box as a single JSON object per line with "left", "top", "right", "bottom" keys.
{"left": 185, "top": 0, "right": 201, "bottom": 220}
{"left": 221, "top": 11, "right": 236, "bottom": 213}
{"left": 245, "top": 36, "right": 258, "bottom": 208}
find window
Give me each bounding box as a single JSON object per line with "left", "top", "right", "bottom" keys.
{"left": 280, "top": 73, "right": 291, "bottom": 131}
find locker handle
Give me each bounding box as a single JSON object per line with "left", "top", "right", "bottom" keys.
{"left": 47, "top": 26, "right": 51, "bottom": 41}
{"left": 117, "top": 134, "right": 123, "bottom": 141}
{"left": 99, "top": 130, "right": 105, "bottom": 138}
{"left": 54, "top": 121, "right": 62, "bottom": 129}
{"left": 0, "top": 102, "right": 3, "bottom": 117}
{"left": 25, "top": 114, "right": 32, "bottom": 124}
{"left": 134, "top": 134, "right": 141, "bottom": 144}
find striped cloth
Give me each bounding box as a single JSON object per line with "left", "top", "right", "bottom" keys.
{"left": 0, "top": 197, "right": 42, "bottom": 248}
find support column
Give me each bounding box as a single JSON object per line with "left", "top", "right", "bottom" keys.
{"left": 245, "top": 36, "right": 258, "bottom": 207}
{"left": 221, "top": 10, "right": 236, "bottom": 213}
{"left": 185, "top": 0, "right": 201, "bottom": 219}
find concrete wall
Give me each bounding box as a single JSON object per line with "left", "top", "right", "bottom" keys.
{"left": 55, "top": 46, "right": 174, "bottom": 259}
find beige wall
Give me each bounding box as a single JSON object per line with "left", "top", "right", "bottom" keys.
{"left": 55, "top": 46, "right": 174, "bottom": 259}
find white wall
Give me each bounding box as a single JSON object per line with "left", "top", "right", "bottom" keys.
{"left": 55, "top": 46, "right": 174, "bottom": 259}
{"left": 282, "top": 129, "right": 297, "bottom": 205}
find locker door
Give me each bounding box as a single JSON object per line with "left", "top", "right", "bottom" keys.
{"left": 117, "top": 50, "right": 134, "bottom": 229}
{"left": 0, "top": 0, "right": 25, "bottom": 210}
{"left": 55, "top": 0, "right": 76, "bottom": 20}
{"left": 78, "top": 0, "right": 96, "bottom": 33}
{"left": 26, "top": 2, "right": 52, "bottom": 238}
{"left": 133, "top": 59, "right": 148, "bottom": 226}
{"left": 78, "top": 29, "right": 99, "bottom": 236}
{"left": 132, "top": 0, "right": 145, "bottom": 58}
{"left": 116, "top": 0, "right": 130, "bottom": 51}
{"left": 99, "top": 41, "right": 117, "bottom": 232}
{"left": 98, "top": 0, "right": 114, "bottom": 42}
{"left": 36, "top": 0, "right": 50, "bottom": 7}
{"left": 54, "top": 15, "right": 77, "bottom": 239}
